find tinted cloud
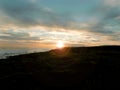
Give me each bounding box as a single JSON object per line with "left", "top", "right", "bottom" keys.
{"left": 90, "top": 0, "right": 120, "bottom": 35}
{"left": 0, "top": 0, "right": 120, "bottom": 47}
{"left": 0, "top": 30, "right": 41, "bottom": 41}
{"left": 0, "top": 0, "right": 72, "bottom": 28}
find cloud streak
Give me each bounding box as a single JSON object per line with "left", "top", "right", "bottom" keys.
{"left": 0, "top": 29, "right": 41, "bottom": 41}
{"left": 90, "top": 0, "right": 120, "bottom": 35}
{"left": 0, "top": 0, "right": 73, "bottom": 28}
{"left": 0, "top": 0, "right": 120, "bottom": 48}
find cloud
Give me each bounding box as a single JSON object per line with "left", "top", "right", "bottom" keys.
{"left": 0, "top": 0, "right": 120, "bottom": 33}
{"left": 0, "top": 29, "right": 41, "bottom": 41}
{"left": 0, "top": 0, "right": 49, "bottom": 26}
{"left": 0, "top": 0, "right": 120, "bottom": 47}
{"left": 89, "top": 0, "right": 120, "bottom": 35}
{"left": 0, "top": 0, "right": 73, "bottom": 28}
{"left": 104, "top": 0, "right": 120, "bottom": 7}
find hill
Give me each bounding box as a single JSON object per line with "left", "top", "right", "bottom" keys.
{"left": 0, "top": 46, "right": 120, "bottom": 89}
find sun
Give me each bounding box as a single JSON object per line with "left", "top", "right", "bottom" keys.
{"left": 56, "top": 41, "right": 65, "bottom": 49}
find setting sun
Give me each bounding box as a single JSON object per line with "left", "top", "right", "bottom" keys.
{"left": 56, "top": 41, "right": 65, "bottom": 49}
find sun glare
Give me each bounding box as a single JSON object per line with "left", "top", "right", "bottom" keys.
{"left": 56, "top": 41, "right": 65, "bottom": 49}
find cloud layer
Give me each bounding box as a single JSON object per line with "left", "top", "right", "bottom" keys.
{"left": 0, "top": 0, "right": 120, "bottom": 48}
{"left": 0, "top": 0, "right": 73, "bottom": 28}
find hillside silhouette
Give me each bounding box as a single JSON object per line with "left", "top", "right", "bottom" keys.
{"left": 0, "top": 46, "right": 120, "bottom": 89}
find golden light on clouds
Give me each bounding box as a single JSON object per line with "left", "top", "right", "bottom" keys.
{"left": 0, "top": 24, "right": 120, "bottom": 49}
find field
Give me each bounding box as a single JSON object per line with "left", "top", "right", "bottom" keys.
{"left": 0, "top": 46, "right": 120, "bottom": 89}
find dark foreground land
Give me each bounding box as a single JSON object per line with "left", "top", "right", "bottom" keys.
{"left": 0, "top": 46, "right": 120, "bottom": 89}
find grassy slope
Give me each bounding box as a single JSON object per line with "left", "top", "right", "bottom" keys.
{"left": 0, "top": 46, "right": 120, "bottom": 89}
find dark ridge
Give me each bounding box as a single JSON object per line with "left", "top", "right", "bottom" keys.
{"left": 0, "top": 45, "right": 120, "bottom": 89}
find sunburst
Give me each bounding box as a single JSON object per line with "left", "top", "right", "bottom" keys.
{"left": 56, "top": 41, "right": 65, "bottom": 49}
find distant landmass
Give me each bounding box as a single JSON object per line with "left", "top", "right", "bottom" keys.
{"left": 0, "top": 46, "right": 120, "bottom": 89}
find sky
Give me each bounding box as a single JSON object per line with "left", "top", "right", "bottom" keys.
{"left": 0, "top": 0, "right": 120, "bottom": 49}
